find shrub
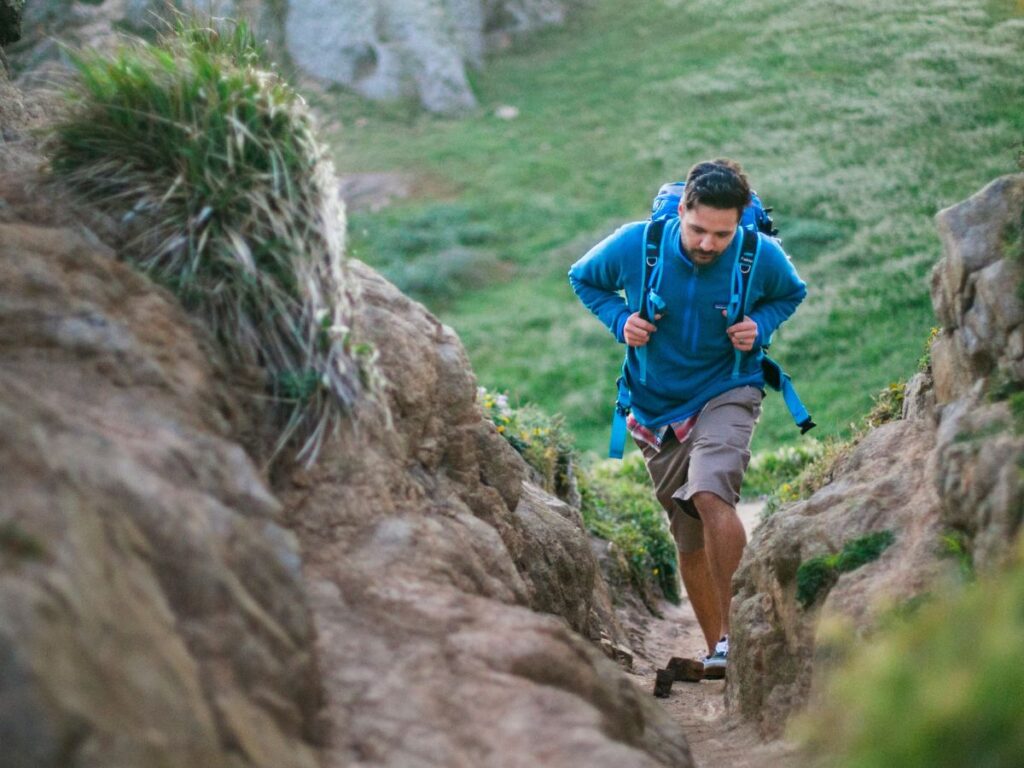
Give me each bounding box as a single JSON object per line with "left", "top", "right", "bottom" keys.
{"left": 49, "top": 19, "right": 372, "bottom": 465}
{"left": 350, "top": 202, "right": 501, "bottom": 303}
{"left": 796, "top": 543, "right": 1024, "bottom": 768}
{"left": 579, "top": 454, "right": 681, "bottom": 607}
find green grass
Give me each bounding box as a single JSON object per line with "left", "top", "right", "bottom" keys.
{"left": 319, "top": 0, "right": 1024, "bottom": 457}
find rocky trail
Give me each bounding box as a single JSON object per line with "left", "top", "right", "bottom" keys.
{"left": 618, "top": 502, "right": 799, "bottom": 768}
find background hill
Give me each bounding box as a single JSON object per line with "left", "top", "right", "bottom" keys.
{"left": 320, "top": 0, "right": 1024, "bottom": 456}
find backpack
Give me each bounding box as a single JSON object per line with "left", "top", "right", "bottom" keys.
{"left": 608, "top": 182, "right": 815, "bottom": 459}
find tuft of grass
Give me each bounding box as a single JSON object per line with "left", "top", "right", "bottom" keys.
{"left": 939, "top": 528, "right": 975, "bottom": 582}
{"left": 744, "top": 439, "right": 826, "bottom": 499}
{"left": 478, "top": 386, "right": 576, "bottom": 500}
{"left": 795, "top": 541, "right": 1024, "bottom": 767}
{"left": 796, "top": 530, "right": 896, "bottom": 608}
{"left": 49, "top": 19, "right": 374, "bottom": 465}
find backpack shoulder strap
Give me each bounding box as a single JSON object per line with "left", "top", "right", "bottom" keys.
{"left": 736, "top": 228, "right": 759, "bottom": 321}
{"left": 728, "top": 229, "right": 762, "bottom": 379}
{"left": 610, "top": 218, "right": 668, "bottom": 458}
{"left": 637, "top": 218, "right": 667, "bottom": 385}
{"left": 640, "top": 218, "right": 667, "bottom": 321}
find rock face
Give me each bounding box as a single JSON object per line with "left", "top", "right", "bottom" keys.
{"left": 0, "top": 212, "right": 323, "bottom": 766}
{"left": 726, "top": 416, "right": 948, "bottom": 738}
{"left": 280, "top": 261, "right": 690, "bottom": 766}
{"left": 728, "top": 174, "right": 1024, "bottom": 738}
{"left": 930, "top": 174, "right": 1024, "bottom": 572}
{"left": 8, "top": 0, "right": 572, "bottom": 114}
{"left": 0, "top": 99, "right": 690, "bottom": 766}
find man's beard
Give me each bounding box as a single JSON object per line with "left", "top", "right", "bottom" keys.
{"left": 691, "top": 248, "right": 722, "bottom": 263}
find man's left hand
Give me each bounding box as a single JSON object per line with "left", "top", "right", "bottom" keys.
{"left": 723, "top": 312, "right": 758, "bottom": 352}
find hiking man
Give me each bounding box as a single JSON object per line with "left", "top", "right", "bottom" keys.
{"left": 568, "top": 159, "right": 806, "bottom": 676}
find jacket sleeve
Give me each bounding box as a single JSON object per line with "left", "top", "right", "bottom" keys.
{"left": 748, "top": 239, "right": 807, "bottom": 348}
{"left": 568, "top": 223, "right": 643, "bottom": 343}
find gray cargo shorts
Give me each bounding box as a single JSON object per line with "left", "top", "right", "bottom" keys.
{"left": 637, "top": 386, "right": 763, "bottom": 554}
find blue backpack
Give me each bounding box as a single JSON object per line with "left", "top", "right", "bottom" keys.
{"left": 608, "top": 182, "right": 815, "bottom": 459}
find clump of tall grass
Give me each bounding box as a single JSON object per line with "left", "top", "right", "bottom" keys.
{"left": 49, "top": 19, "right": 371, "bottom": 465}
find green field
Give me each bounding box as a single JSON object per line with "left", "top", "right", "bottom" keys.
{"left": 318, "top": 0, "right": 1024, "bottom": 457}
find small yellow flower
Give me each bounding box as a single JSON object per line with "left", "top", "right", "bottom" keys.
{"left": 652, "top": 568, "right": 660, "bottom": 575}
{"left": 497, "top": 425, "right": 505, "bottom": 434}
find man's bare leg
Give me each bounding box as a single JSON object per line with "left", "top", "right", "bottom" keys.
{"left": 692, "top": 491, "right": 747, "bottom": 637}
{"left": 677, "top": 548, "right": 722, "bottom": 655}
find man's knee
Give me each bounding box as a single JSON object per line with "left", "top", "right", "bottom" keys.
{"left": 691, "top": 490, "right": 730, "bottom": 511}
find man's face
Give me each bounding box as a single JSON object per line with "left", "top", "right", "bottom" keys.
{"left": 678, "top": 203, "right": 741, "bottom": 265}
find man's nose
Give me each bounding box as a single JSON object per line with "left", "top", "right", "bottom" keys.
{"left": 700, "top": 235, "right": 715, "bottom": 251}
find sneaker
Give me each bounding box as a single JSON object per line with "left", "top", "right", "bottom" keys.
{"left": 702, "top": 636, "right": 728, "bottom": 680}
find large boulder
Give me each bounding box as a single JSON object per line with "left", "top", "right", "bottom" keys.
{"left": 727, "top": 174, "right": 1024, "bottom": 738}
{"left": 726, "top": 414, "right": 949, "bottom": 738}
{"left": 284, "top": 0, "right": 571, "bottom": 114}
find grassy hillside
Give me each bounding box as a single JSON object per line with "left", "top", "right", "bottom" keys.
{"left": 318, "top": 0, "right": 1024, "bottom": 456}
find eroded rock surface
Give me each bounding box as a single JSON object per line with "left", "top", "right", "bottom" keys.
{"left": 280, "top": 262, "right": 690, "bottom": 766}
{"left": 728, "top": 174, "right": 1024, "bottom": 738}
{"left": 0, "top": 216, "right": 323, "bottom": 767}
{"left": 726, "top": 416, "right": 948, "bottom": 737}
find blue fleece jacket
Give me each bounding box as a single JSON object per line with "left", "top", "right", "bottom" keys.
{"left": 568, "top": 217, "right": 806, "bottom": 429}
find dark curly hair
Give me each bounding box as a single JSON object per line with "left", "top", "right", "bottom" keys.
{"left": 683, "top": 158, "right": 751, "bottom": 217}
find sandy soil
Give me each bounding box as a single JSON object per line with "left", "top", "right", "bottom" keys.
{"left": 618, "top": 502, "right": 800, "bottom": 768}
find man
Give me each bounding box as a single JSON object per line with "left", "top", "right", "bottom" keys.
{"left": 568, "top": 160, "right": 806, "bottom": 676}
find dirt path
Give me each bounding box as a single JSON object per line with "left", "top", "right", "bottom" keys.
{"left": 618, "top": 502, "right": 800, "bottom": 768}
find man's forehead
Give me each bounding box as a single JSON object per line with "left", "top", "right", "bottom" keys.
{"left": 681, "top": 203, "right": 741, "bottom": 230}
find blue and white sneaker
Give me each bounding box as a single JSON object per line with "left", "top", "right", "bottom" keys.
{"left": 703, "top": 636, "right": 728, "bottom": 679}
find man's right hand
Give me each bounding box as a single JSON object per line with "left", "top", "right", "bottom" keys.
{"left": 624, "top": 312, "right": 661, "bottom": 347}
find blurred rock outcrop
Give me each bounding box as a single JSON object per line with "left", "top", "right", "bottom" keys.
{"left": 727, "top": 174, "right": 1024, "bottom": 738}
{"left": 7, "top": 0, "right": 573, "bottom": 114}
